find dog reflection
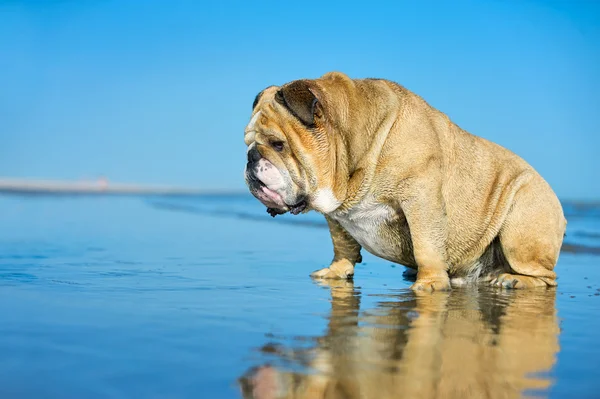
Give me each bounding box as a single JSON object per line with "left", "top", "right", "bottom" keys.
{"left": 239, "top": 281, "right": 559, "bottom": 399}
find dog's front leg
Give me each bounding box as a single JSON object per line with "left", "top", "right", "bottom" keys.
{"left": 311, "top": 216, "right": 362, "bottom": 279}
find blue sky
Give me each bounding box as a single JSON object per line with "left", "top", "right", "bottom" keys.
{"left": 1, "top": 0, "right": 599, "bottom": 199}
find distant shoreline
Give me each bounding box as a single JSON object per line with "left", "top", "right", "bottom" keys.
{"left": 0, "top": 178, "right": 244, "bottom": 197}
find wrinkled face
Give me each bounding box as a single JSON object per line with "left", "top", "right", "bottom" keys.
{"left": 244, "top": 80, "right": 337, "bottom": 216}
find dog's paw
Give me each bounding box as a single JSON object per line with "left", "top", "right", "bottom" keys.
{"left": 310, "top": 267, "right": 353, "bottom": 280}
{"left": 490, "top": 273, "right": 550, "bottom": 289}
{"left": 310, "top": 260, "right": 354, "bottom": 280}
{"left": 411, "top": 277, "right": 451, "bottom": 292}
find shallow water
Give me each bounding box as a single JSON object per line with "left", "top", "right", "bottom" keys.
{"left": 0, "top": 194, "right": 599, "bottom": 398}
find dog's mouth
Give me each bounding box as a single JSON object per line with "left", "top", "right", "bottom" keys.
{"left": 248, "top": 176, "right": 307, "bottom": 217}
{"left": 263, "top": 184, "right": 307, "bottom": 217}
{"left": 259, "top": 185, "right": 284, "bottom": 206}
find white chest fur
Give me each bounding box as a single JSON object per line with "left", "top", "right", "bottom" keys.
{"left": 330, "top": 198, "right": 399, "bottom": 261}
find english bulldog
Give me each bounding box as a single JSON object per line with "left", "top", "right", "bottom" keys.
{"left": 244, "top": 72, "right": 566, "bottom": 291}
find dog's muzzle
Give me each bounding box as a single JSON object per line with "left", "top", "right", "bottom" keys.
{"left": 245, "top": 147, "right": 307, "bottom": 216}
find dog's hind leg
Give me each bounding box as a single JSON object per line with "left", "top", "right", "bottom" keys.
{"left": 490, "top": 178, "right": 566, "bottom": 289}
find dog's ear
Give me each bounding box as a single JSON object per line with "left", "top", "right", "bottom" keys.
{"left": 275, "top": 80, "right": 322, "bottom": 127}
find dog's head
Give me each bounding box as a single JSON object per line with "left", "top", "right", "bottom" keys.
{"left": 244, "top": 72, "right": 357, "bottom": 216}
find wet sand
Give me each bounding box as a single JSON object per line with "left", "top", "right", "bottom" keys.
{"left": 0, "top": 194, "right": 598, "bottom": 398}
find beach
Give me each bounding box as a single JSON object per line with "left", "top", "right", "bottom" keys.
{"left": 0, "top": 193, "right": 598, "bottom": 398}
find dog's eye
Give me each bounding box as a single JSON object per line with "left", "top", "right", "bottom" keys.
{"left": 271, "top": 141, "right": 284, "bottom": 152}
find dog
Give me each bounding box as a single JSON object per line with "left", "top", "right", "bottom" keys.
{"left": 244, "top": 72, "right": 566, "bottom": 291}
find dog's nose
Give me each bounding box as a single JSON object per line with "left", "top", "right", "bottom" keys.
{"left": 247, "top": 146, "right": 262, "bottom": 163}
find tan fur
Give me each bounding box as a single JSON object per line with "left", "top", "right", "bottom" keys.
{"left": 245, "top": 72, "right": 567, "bottom": 290}
{"left": 239, "top": 281, "right": 559, "bottom": 399}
